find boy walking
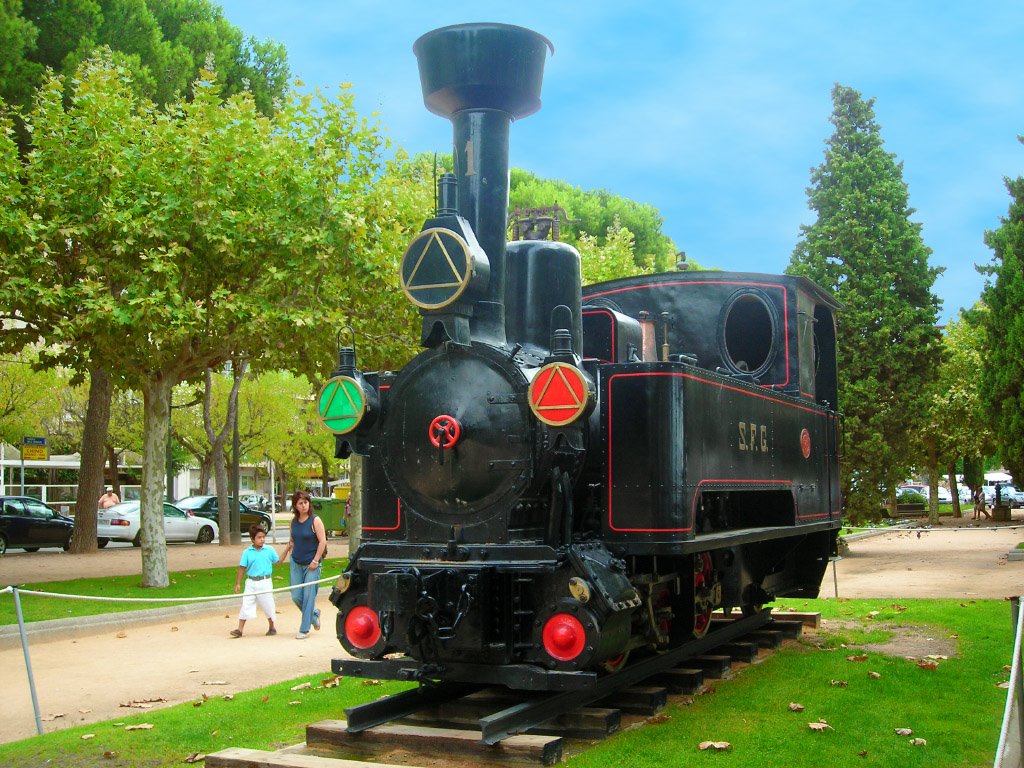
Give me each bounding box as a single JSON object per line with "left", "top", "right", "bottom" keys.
{"left": 232, "top": 524, "right": 279, "bottom": 637}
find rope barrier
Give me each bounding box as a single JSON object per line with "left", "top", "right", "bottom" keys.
{"left": 0, "top": 575, "right": 337, "bottom": 604}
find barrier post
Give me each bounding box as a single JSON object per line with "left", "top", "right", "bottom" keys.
{"left": 13, "top": 588, "right": 44, "bottom": 735}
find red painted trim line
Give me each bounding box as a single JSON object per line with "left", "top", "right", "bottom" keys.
{"left": 364, "top": 498, "right": 402, "bottom": 531}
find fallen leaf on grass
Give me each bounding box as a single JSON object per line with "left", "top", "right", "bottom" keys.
{"left": 321, "top": 676, "right": 343, "bottom": 688}
{"left": 288, "top": 701, "right": 302, "bottom": 706}
{"left": 202, "top": 681, "right": 228, "bottom": 686}
{"left": 698, "top": 686, "right": 717, "bottom": 696}
{"left": 924, "top": 654, "right": 948, "bottom": 661}
{"left": 830, "top": 680, "right": 848, "bottom": 687}
{"left": 121, "top": 698, "right": 166, "bottom": 708}
{"left": 858, "top": 750, "right": 868, "bottom": 757}
{"left": 916, "top": 660, "right": 939, "bottom": 671}
{"left": 895, "top": 728, "right": 913, "bottom": 736}
{"left": 648, "top": 715, "right": 671, "bottom": 724}
{"left": 678, "top": 696, "right": 694, "bottom": 706}
{"left": 81, "top": 734, "right": 95, "bottom": 740}
{"left": 290, "top": 682, "right": 311, "bottom": 691}
{"left": 184, "top": 753, "right": 205, "bottom": 763}
{"left": 997, "top": 682, "right": 1011, "bottom": 689}
{"left": 909, "top": 738, "right": 927, "bottom": 746}
{"left": 41, "top": 713, "right": 65, "bottom": 722}
{"left": 222, "top": 695, "right": 233, "bottom": 701}
{"left": 102, "top": 751, "right": 117, "bottom": 759}
{"left": 112, "top": 723, "right": 125, "bottom": 727}
{"left": 892, "top": 604, "right": 907, "bottom": 612}
{"left": 698, "top": 741, "right": 731, "bottom": 751}
{"left": 192, "top": 701, "right": 203, "bottom": 708}
{"left": 846, "top": 654, "right": 868, "bottom": 662}
{"left": 789, "top": 703, "right": 805, "bottom": 712}
{"left": 360, "top": 679, "right": 383, "bottom": 686}
{"left": 260, "top": 695, "right": 270, "bottom": 704}
{"left": 865, "top": 611, "right": 880, "bottom": 619}
{"left": 868, "top": 672, "right": 881, "bottom": 679}
{"left": 124, "top": 724, "right": 154, "bottom": 731}
{"left": 808, "top": 720, "right": 833, "bottom": 732}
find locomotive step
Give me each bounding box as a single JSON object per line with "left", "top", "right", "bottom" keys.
{"left": 306, "top": 719, "right": 563, "bottom": 766}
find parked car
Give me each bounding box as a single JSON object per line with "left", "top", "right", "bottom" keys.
{"left": 897, "top": 484, "right": 928, "bottom": 500}
{"left": 983, "top": 484, "right": 1024, "bottom": 508}
{"left": 97, "top": 500, "right": 219, "bottom": 547}
{"left": 239, "top": 493, "right": 269, "bottom": 512}
{"left": 174, "top": 495, "right": 272, "bottom": 532}
{"left": 0, "top": 495, "right": 75, "bottom": 554}
{"left": 935, "top": 486, "right": 953, "bottom": 504}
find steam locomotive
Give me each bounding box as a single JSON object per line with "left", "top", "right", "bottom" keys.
{"left": 321, "top": 23, "right": 841, "bottom": 691}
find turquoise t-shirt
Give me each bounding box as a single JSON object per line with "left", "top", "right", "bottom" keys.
{"left": 239, "top": 544, "right": 279, "bottom": 578}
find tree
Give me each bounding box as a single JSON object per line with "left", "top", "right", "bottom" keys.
{"left": 0, "top": 0, "right": 291, "bottom": 555}
{"left": 577, "top": 218, "right": 650, "bottom": 285}
{"left": 508, "top": 168, "right": 680, "bottom": 273}
{"left": 0, "top": 56, "right": 401, "bottom": 585}
{"left": 10, "top": 0, "right": 289, "bottom": 115}
{"left": 980, "top": 142, "right": 1024, "bottom": 481}
{"left": 788, "top": 84, "right": 943, "bottom": 523}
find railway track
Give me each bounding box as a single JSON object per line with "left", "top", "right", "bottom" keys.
{"left": 205, "top": 611, "right": 816, "bottom": 768}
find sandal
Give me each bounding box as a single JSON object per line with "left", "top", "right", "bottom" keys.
{"left": 230, "top": 629, "right": 242, "bottom": 638}
{"left": 266, "top": 628, "right": 277, "bottom": 636}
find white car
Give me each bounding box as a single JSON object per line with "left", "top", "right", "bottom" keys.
{"left": 935, "top": 486, "right": 952, "bottom": 504}
{"left": 97, "top": 500, "right": 219, "bottom": 547}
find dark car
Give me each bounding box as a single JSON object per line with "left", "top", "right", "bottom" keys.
{"left": 0, "top": 495, "right": 75, "bottom": 554}
{"left": 174, "top": 495, "right": 272, "bottom": 533}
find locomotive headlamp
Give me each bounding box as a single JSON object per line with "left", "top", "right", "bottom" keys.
{"left": 541, "top": 613, "right": 587, "bottom": 662}
{"left": 528, "top": 362, "right": 595, "bottom": 427}
{"left": 400, "top": 223, "right": 490, "bottom": 310}
{"left": 568, "top": 577, "right": 591, "bottom": 604}
{"left": 317, "top": 375, "right": 368, "bottom": 435}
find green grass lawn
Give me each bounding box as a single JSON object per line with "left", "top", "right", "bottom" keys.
{"left": 0, "top": 597, "right": 1013, "bottom": 768}
{"left": 0, "top": 557, "right": 348, "bottom": 626}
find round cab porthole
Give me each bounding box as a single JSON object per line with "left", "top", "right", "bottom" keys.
{"left": 720, "top": 290, "right": 778, "bottom": 377}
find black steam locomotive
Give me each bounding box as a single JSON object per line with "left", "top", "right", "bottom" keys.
{"left": 322, "top": 23, "right": 841, "bottom": 691}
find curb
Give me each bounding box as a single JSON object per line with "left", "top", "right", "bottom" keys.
{"left": 0, "top": 597, "right": 238, "bottom": 651}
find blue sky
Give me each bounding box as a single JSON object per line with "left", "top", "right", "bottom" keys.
{"left": 216, "top": 1, "right": 1024, "bottom": 324}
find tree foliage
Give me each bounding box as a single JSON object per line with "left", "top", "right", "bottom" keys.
{"left": 0, "top": 55, "right": 403, "bottom": 584}
{"left": 4, "top": 0, "right": 288, "bottom": 116}
{"left": 788, "top": 84, "right": 943, "bottom": 522}
{"left": 509, "top": 168, "right": 679, "bottom": 274}
{"left": 917, "top": 308, "right": 993, "bottom": 520}
{"left": 980, "top": 144, "right": 1024, "bottom": 482}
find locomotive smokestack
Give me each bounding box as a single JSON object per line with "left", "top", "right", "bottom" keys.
{"left": 413, "top": 23, "right": 553, "bottom": 344}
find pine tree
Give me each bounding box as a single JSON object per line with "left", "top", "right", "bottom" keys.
{"left": 788, "top": 84, "right": 943, "bottom": 522}
{"left": 980, "top": 143, "right": 1024, "bottom": 481}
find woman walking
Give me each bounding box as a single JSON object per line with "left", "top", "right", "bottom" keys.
{"left": 282, "top": 490, "right": 327, "bottom": 639}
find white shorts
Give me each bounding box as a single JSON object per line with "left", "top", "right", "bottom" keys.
{"left": 238, "top": 577, "right": 276, "bottom": 621}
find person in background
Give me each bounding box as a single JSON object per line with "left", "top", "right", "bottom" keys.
{"left": 231, "top": 524, "right": 279, "bottom": 638}
{"left": 281, "top": 490, "right": 327, "bottom": 639}
{"left": 98, "top": 487, "right": 120, "bottom": 509}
